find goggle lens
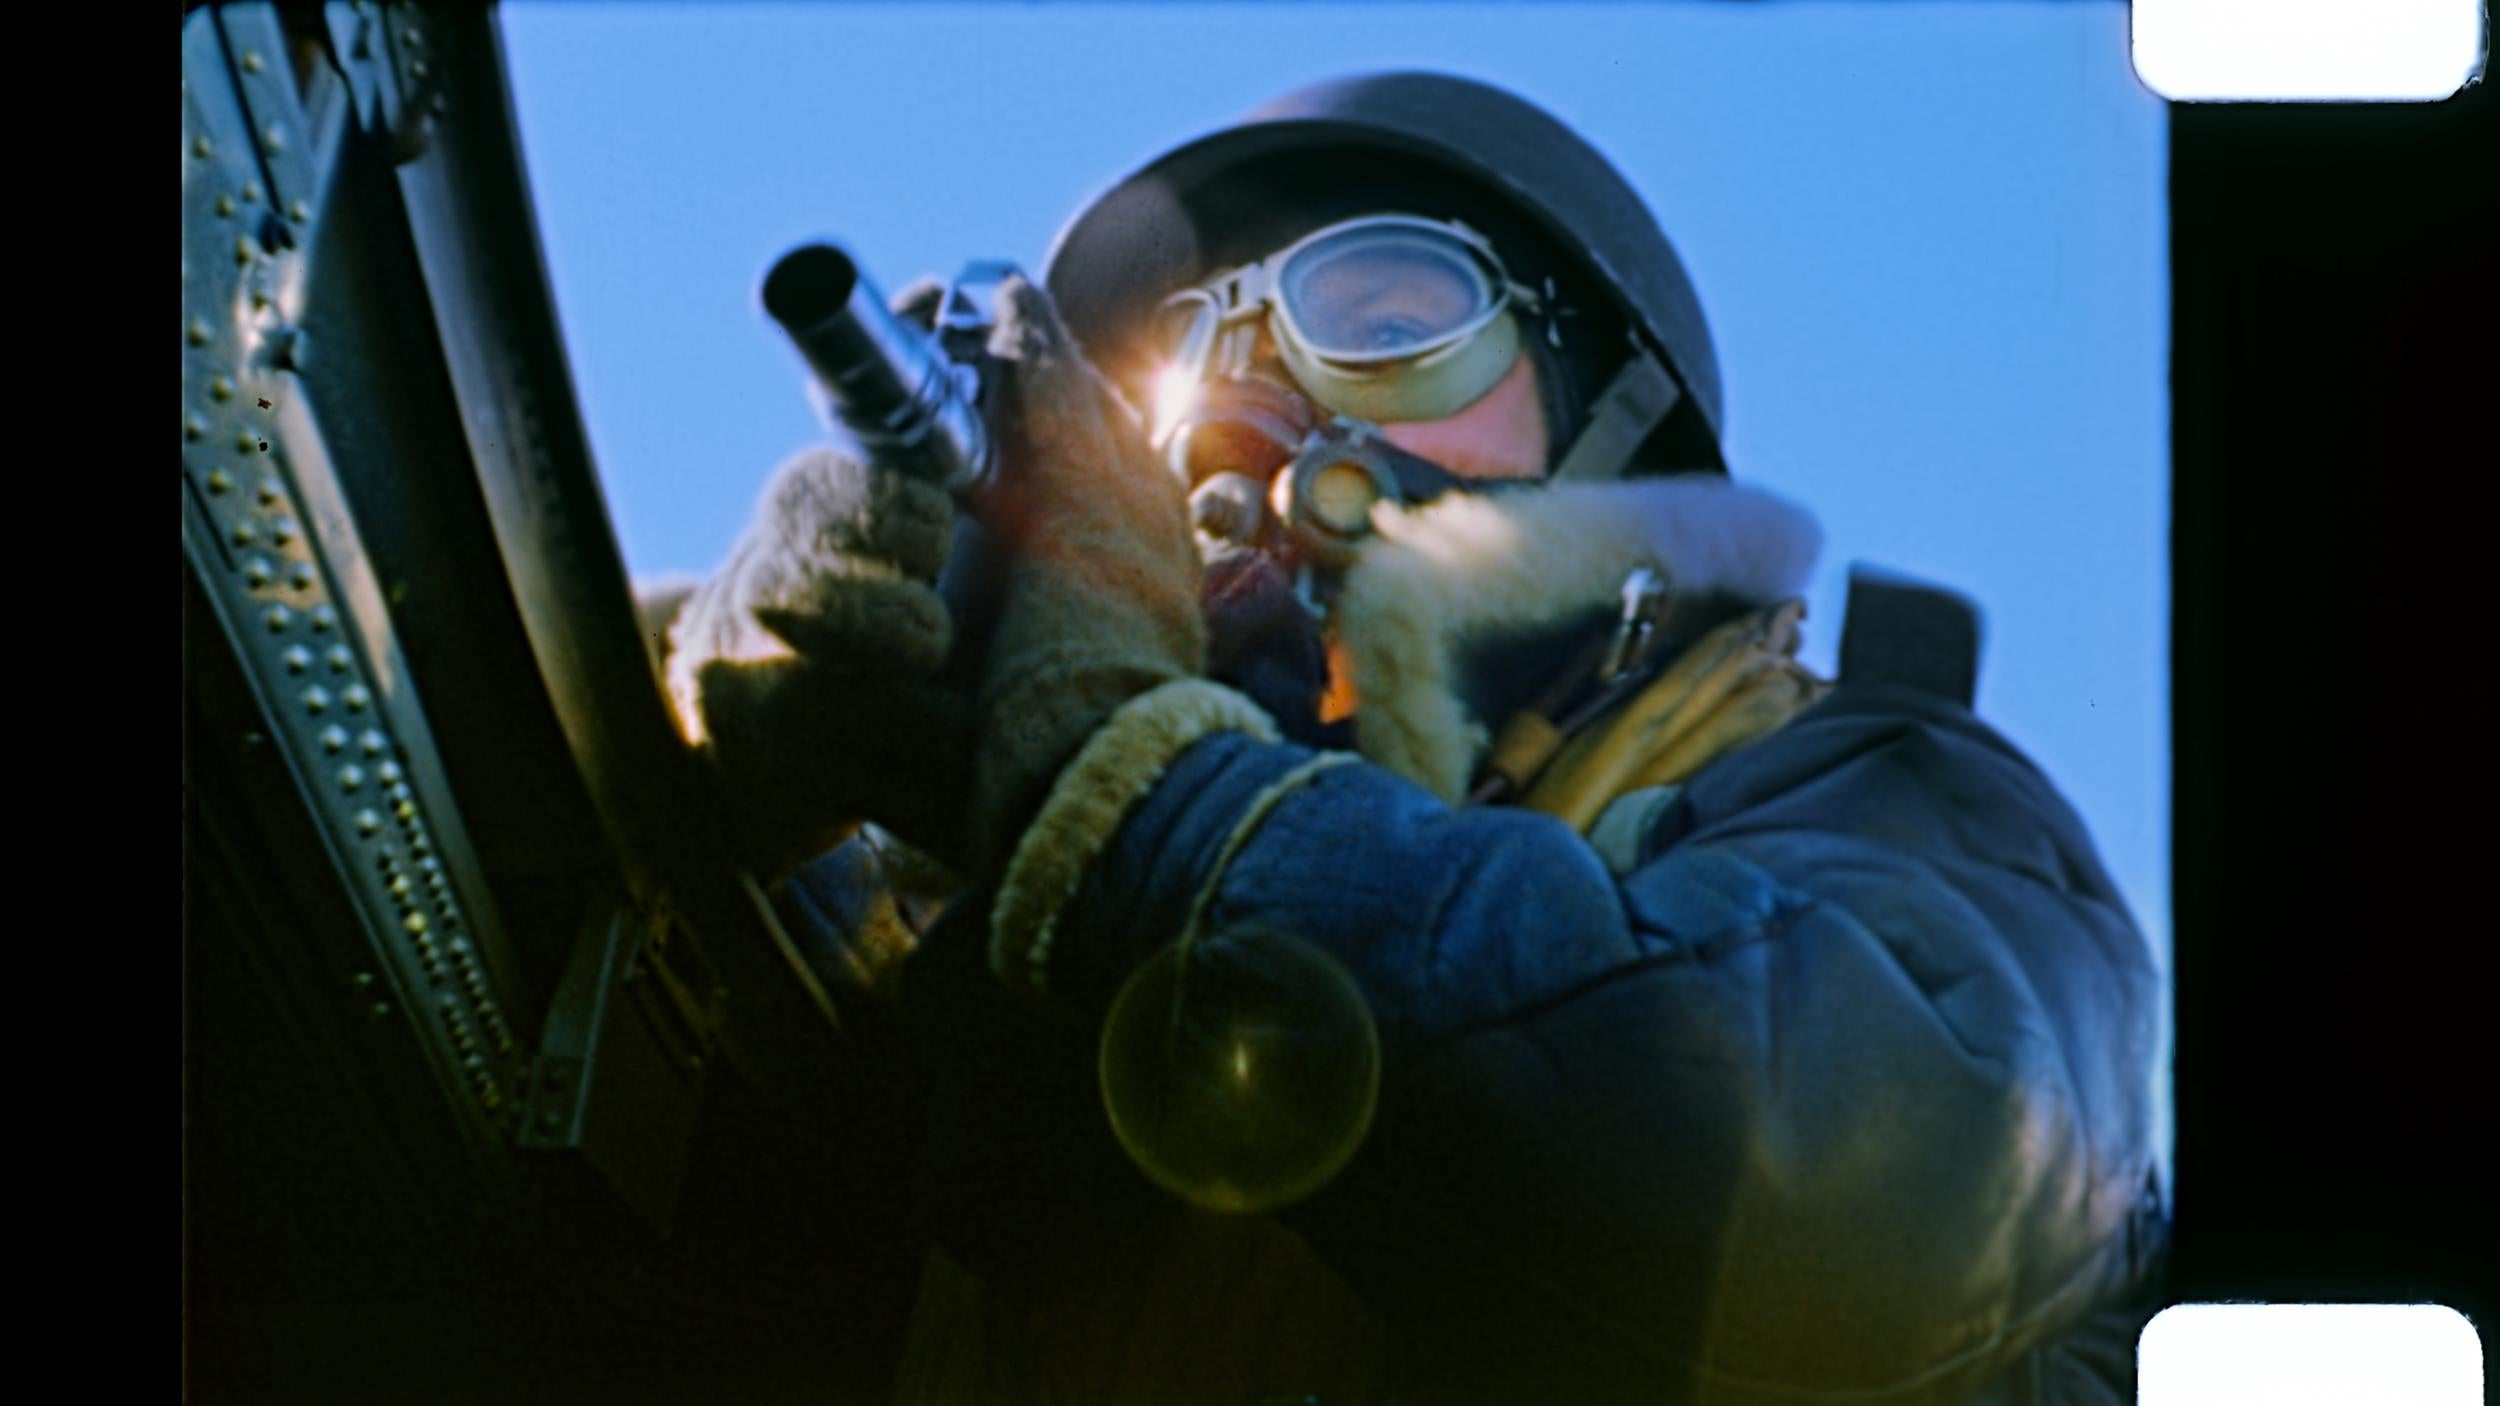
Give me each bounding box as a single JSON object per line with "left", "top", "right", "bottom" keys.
{"left": 1150, "top": 216, "right": 1529, "bottom": 436}
{"left": 1279, "top": 224, "right": 1501, "bottom": 364}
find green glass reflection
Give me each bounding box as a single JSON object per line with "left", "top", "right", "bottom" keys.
{"left": 1099, "top": 929, "right": 1381, "bottom": 1214}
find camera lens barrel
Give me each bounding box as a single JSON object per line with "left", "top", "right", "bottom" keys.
{"left": 762, "top": 243, "right": 991, "bottom": 496}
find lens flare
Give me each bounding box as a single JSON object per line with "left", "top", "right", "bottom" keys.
{"left": 1152, "top": 364, "right": 1202, "bottom": 441}
{"left": 1100, "top": 929, "right": 1380, "bottom": 1215}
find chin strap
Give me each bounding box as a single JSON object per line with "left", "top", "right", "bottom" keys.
{"left": 1549, "top": 345, "right": 1683, "bottom": 484}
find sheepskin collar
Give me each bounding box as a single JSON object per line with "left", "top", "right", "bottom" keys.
{"left": 1332, "top": 476, "right": 1822, "bottom": 802}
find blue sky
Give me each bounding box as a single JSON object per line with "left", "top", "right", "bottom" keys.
{"left": 501, "top": 1, "right": 2170, "bottom": 1139}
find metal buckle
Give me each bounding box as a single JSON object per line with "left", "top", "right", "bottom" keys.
{"left": 1598, "top": 567, "right": 1669, "bottom": 683}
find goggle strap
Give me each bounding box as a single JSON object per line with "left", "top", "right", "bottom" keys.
{"left": 1550, "top": 348, "right": 1683, "bottom": 484}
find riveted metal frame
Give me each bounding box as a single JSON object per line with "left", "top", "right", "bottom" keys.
{"left": 187, "top": 3, "right": 861, "bottom": 1248}
{"left": 186, "top": 8, "right": 547, "bottom": 1140}
{"left": 184, "top": 6, "right": 528, "bottom": 1146}
{"left": 320, "top": 0, "right": 442, "bottom": 162}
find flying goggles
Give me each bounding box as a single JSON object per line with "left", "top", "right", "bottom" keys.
{"left": 1151, "top": 214, "right": 1539, "bottom": 445}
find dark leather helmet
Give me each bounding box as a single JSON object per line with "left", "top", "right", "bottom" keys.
{"left": 1044, "top": 72, "right": 1727, "bottom": 477}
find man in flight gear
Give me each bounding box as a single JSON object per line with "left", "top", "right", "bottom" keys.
{"left": 656, "top": 72, "right": 2167, "bottom": 1405}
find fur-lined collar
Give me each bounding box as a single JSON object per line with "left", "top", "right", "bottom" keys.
{"left": 1333, "top": 477, "right": 1822, "bottom": 801}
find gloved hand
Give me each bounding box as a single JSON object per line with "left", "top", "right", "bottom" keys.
{"left": 967, "top": 277, "right": 1205, "bottom": 860}
{"left": 966, "top": 278, "right": 1276, "bottom": 988}
{"left": 664, "top": 287, "right": 978, "bottom": 876}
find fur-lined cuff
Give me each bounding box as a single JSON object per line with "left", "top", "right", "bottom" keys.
{"left": 990, "top": 679, "right": 1279, "bottom": 994}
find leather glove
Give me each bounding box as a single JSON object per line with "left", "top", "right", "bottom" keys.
{"left": 967, "top": 278, "right": 1277, "bottom": 987}
{"left": 664, "top": 288, "right": 978, "bottom": 877}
